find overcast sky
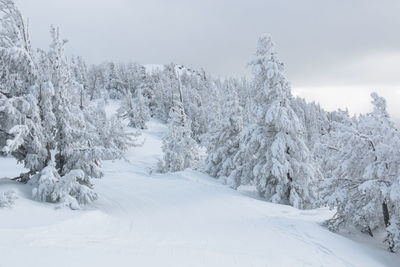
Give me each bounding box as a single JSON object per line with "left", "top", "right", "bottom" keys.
{"left": 15, "top": 0, "right": 400, "bottom": 119}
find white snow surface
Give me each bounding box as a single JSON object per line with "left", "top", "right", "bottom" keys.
{"left": 1, "top": 118, "right": 399, "bottom": 266}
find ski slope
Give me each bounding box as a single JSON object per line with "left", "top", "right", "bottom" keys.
{"left": 0, "top": 119, "right": 399, "bottom": 267}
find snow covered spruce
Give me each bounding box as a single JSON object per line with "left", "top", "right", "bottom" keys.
{"left": 0, "top": 0, "right": 399, "bottom": 253}
{"left": 0, "top": 0, "right": 136, "bottom": 209}
{"left": 157, "top": 65, "right": 199, "bottom": 173}
{"left": 117, "top": 63, "right": 151, "bottom": 129}
{"left": 224, "top": 35, "right": 319, "bottom": 209}
{"left": 320, "top": 93, "right": 400, "bottom": 253}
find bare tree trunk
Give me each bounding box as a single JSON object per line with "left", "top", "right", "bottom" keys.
{"left": 383, "top": 201, "right": 390, "bottom": 227}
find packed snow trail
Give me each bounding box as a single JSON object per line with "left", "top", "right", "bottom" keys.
{"left": 0, "top": 120, "right": 399, "bottom": 267}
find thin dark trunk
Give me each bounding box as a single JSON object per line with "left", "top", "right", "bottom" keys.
{"left": 366, "top": 226, "right": 374, "bottom": 237}
{"left": 80, "top": 87, "right": 84, "bottom": 110}
{"left": 44, "top": 143, "right": 52, "bottom": 166}
{"left": 383, "top": 201, "right": 390, "bottom": 228}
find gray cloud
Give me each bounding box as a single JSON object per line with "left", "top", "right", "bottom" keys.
{"left": 15, "top": 0, "right": 400, "bottom": 118}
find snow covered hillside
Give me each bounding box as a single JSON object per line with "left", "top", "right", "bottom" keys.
{"left": 0, "top": 119, "right": 398, "bottom": 267}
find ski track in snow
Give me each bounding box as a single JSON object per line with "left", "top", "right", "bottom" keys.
{"left": 0, "top": 119, "right": 399, "bottom": 267}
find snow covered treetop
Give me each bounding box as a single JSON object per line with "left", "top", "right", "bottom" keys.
{"left": 255, "top": 34, "right": 275, "bottom": 57}
{"left": 371, "top": 92, "right": 389, "bottom": 118}
{"left": 250, "top": 34, "right": 288, "bottom": 97}
{"left": 0, "top": 0, "right": 33, "bottom": 55}
{"left": 249, "top": 34, "right": 292, "bottom": 119}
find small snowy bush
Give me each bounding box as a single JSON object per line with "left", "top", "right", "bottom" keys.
{"left": 32, "top": 161, "right": 97, "bottom": 210}
{"left": 0, "top": 190, "right": 17, "bottom": 208}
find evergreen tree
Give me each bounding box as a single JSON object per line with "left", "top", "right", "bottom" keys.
{"left": 106, "top": 62, "right": 119, "bottom": 99}
{"left": 35, "top": 49, "right": 57, "bottom": 168}
{"left": 179, "top": 71, "right": 208, "bottom": 141}
{"left": 28, "top": 26, "right": 99, "bottom": 208}
{"left": 118, "top": 87, "right": 150, "bottom": 129}
{"left": 230, "top": 35, "right": 318, "bottom": 209}
{"left": 158, "top": 81, "right": 198, "bottom": 173}
{"left": 70, "top": 56, "right": 88, "bottom": 109}
{"left": 86, "top": 64, "right": 105, "bottom": 101}
{"left": 321, "top": 93, "right": 400, "bottom": 252}
{"left": 0, "top": 0, "right": 47, "bottom": 179}
{"left": 152, "top": 63, "right": 180, "bottom": 122}
{"left": 205, "top": 82, "right": 243, "bottom": 181}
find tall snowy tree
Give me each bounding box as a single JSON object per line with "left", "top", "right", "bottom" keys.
{"left": 0, "top": 0, "right": 48, "bottom": 179}
{"left": 229, "top": 35, "right": 318, "bottom": 209}
{"left": 158, "top": 76, "right": 198, "bottom": 173}
{"left": 35, "top": 48, "right": 57, "bottom": 168}
{"left": 179, "top": 70, "right": 208, "bottom": 141}
{"left": 205, "top": 82, "right": 243, "bottom": 181}
{"left": 86, "top": 64, "right": 105, "bottom": 101}
{"left": 292, "top": 97, "right": 329, "bottom": 154}
{"left": 152, "top": 64, "right": 180, "bottom": 122}
{"left": 28, "top": 26, "right": 98, "bottom": 208}
{"left": 118, "top": 87, "right": 150, "bottom": 129}
{"left": 321, "top": 93, "right": 400, "bottom": 252}
{"left": 313, "top": 108, "right": 353, "bottom": 181}
{"left": 70, "top": 56, "right": 88, "bottom": 109}
{"left": 105, "top": 62, "right": 126, "bottom": 99}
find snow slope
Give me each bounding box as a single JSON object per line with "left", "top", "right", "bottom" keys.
{"left": 0, "top": 119, "right": 399, "bottom": 267}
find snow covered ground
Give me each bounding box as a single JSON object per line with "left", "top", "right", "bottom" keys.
{"left": 1, "top": 119, "right": 399, "bottom": 267}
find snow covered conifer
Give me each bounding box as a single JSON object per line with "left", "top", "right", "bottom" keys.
{"left": 32, "top": 26, "right": 98, "bottom": 207}
{"left": 90, "top": 100, "right": 139, "bottom": 160}
{"left": 86, "top": 64, "right": 105, "bottom": 101}
{"left": 48, "top": 26, "right": 84, "bottom": 175}
{"left": 117, "top": 63, "right": 152, "bottom": 129}
{"left": 70, "top": 56, "right": 88, "bottom": 109}
{"left": 230, "top": 35, "right": 318, "bottom": 209}
{"left": 179, "top": 71, "right": 208, "bottom": 141}
{"left": 158, "top": 78, "right": 198, "bottom": 173}
{"left": 105, "top": 62, "right": 125, "bottom": 99}
{"left": 321, "top": 92, "right": 400, "bottom": 252}
{"left": 34, "top": 32, "right": 137, "bottom": 208}
{"left": 32, "top": 156, "right": 97, "bottom": 210}
{"left": 35, "top": 50, "right": 57, "bottom": 168}
{"left": 152, "top": 63, "right": 180, "bottom": 121}
{"left": 0, "top": 0, "right": 47, "bottom": 178}
{"left": 0, "top": 1, "right": 137, "bottom": 209}
{"left": 118, "top": 87, "right": 150, "bottom": 129}
{"left": 205, "top": 82, "right": 243, "bottom": 181}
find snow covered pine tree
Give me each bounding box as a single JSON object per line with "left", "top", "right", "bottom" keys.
{"left": 205, "top": 83, "right": 243, "bottom": 182}
{"left": 0, "top": 0, "right": 47, "bottom": 180}
{"left": 158, "top": 68, "right": 198, "bottom": 173}
{"left": 1, "top": 1, "right": 135, "bottom": 209}
{"left": 31, "top": 26, "right": 98, "bottom": 209}
{"left": 321, "top": 92, "right": 400, "bottom": 252}
{"left": 118, "top": 87, "right": 150, "bottom": 129}
{"left": 229, "top": 34, "right": 319, "bottom": 209}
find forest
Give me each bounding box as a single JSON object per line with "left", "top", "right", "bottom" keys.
{"left": 0, "top": 0, "right": 399, "bottom": 261}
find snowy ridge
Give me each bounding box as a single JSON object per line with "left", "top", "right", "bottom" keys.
{"left": 0, "top": 119, "right": 398, "bottom": 267}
